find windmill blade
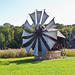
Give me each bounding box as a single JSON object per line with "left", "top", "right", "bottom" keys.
{"left": 29, "top": 12, "right": 36, "bottom": 25}
{"left": 23, "top": 36, "right": 35, "bottom": 47}
{"left": 43, "top": 33, "right": 57, "bottom": 43}
{"left": 40, "top": 38, "right": 47, "bottom": 54}
{"left": 43, "top": 29, "right": 57, "bottom": 40}
{"left": 41, "top": 36, "right": 50, "bottom": 50}
{"left": 23, "top": 20, "right": 33, "bottom": 31}
{"left": 33, "top": 39, "right": 38, "bottom": 56}
{"left": 41, "top": 10, "right": 49, "bottom": 25}
{"left": 22, "top": 36, "right": 33, "bottom": 45}
{"left": 25, "top": 41, "right": 34, "bottom": 53}
{"left": 45, "top": 18, "right": 56, "bottom": 30}
{"left": 31, "top": 37, "right": 37, "bottom": 50}
{"left": 42, "top": 35, "right": 56, "bottom": 50}
{"left": 22, "top": 30, "right": 33, "bottom": 37}
{"left": 22, "top": 35, "right": 33, "bottom": 39}
{"left": 36, "top": 10, "right": 42, "bottom": 25}
{"left": 38, "top": 37, "right": 42, "bottom": 51}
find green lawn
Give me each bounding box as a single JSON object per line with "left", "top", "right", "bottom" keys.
{"left": 0, "top": 57, "right": 75, "bottom": 75}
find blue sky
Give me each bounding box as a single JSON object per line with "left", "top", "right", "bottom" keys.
{"left": 0, "top": 0, "right": 75, "bottom": 26}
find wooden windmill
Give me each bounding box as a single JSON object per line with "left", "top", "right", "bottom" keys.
{"left": 22, "top": 10, "right": 61, "bottom": 60}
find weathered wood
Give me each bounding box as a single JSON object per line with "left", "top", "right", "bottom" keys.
{"left": 34, "top": 51, "right": 61, "bottom": 60}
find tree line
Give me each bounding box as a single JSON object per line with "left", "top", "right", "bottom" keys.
{"left": 56, "top": 23, "right": 75, "bottom": 48}
{"left": 0, "top": 23, "right": 23, "bottom": 49}
{"left": 0, "top": 23, "right": 75, "bottom": 49}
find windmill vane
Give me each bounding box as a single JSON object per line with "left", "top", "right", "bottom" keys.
{"left": 22, "top": 10, "right": 57, "bottom": 56}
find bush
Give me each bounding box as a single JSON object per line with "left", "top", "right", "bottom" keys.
{"left": 0, "top": 48, "right": 33, "bottom": 58}
{"left": 27, "top": 49, "right": 33, "bottom": 56}
{"left": 65, "top": 49, "right": 75, "bottom": 57}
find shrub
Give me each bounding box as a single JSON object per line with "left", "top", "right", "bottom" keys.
{"left": 65, "top": 49, "right": 75, "bottom": 57}
{"left": 27, "top": 49, "right": 33, "bottom": 56}
{"left": 0, "top": 48, "right": 33, "bottom": 58}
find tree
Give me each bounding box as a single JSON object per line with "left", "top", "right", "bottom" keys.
{"left": 56, "top": 23, "right": 64, "bottom": 29}
{"left": 0, "top": 33, "right": 5, "bottom": 49}
{"left": 3, "top": 23, "right": 14, "bottom": 27}
{"left": 13, "top": 27, "right": 23, "bottom": 48}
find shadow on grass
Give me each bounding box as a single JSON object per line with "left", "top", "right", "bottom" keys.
{"left": 10, "top": 58, "right": 43, "bottom": 65}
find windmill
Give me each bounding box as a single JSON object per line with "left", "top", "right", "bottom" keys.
{"left": 22, "top": 10, "right": 58, "bottom": 59}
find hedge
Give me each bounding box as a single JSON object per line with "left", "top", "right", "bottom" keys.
{"left": 65, "top": 49, "right": 75, "bottom": 57}
{"left": 0, "top": 48, "right": 33, "bottom": 58}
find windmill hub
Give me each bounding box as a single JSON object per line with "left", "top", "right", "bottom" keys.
{"left": 35, "top": 28, "right": 42, "bottom": 37}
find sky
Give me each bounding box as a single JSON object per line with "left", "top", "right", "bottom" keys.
{"left": 0, "top": 0, "right": 75, "bottom": 26}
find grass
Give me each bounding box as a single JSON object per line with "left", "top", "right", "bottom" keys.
{"left": 0, "top": 57, "right": 75, "bottom": 75}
